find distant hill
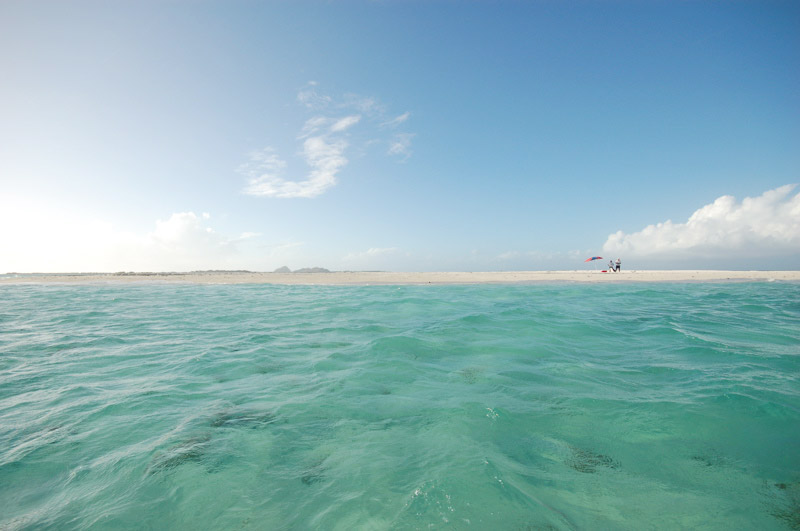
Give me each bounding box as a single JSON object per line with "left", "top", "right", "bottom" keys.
{"left": 294, "top": 267, "right": 331, "bottom": 273}
{"left": 273, "top": 266, "right": 292, "bottom": 273}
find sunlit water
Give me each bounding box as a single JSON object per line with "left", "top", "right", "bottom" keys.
{"left": 1, "top": 282, "right": 798, "bottom": 530}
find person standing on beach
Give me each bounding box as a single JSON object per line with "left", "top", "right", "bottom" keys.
{"left": 608, "top": 260, "right": 615, "bottom": 272}
{"left": 615, "top": 258, "right": 621, "bottom": 272}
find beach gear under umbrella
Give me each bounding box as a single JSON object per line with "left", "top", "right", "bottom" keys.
{"left": 584, "top": 256, "right": 603, "bottom": 271}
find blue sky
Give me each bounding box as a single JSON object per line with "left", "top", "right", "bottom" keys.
{"left": 1, "top": 1, "right": 798, "bottom": 272}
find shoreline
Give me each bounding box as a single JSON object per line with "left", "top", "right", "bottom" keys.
{"left": 1, "top": 270, "right": 798, "bottom": 285}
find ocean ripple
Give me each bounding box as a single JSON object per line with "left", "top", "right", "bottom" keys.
{"left": 1, "top": 282, "right": 798, "bottom": 529}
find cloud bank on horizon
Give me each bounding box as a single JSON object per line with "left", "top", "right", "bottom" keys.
{"left": 603, "top": 185, "right": 800, "bottom": 265}
{"left": 0, "top": 206, "right": 254, "bottom": 273}
{"left": 239, "top": 83, "right": 413, "bottom": 199}
{"left": 2, "top": 184, "right": 798, "bottom": 273}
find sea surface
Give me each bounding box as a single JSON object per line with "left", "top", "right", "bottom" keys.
{"left": 1, "top": 282, "right": 798, "bottom": 530}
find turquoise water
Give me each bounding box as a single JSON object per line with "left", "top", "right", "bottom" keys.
{"left": 1, "top": 282, "right": 798, "bottom": 530}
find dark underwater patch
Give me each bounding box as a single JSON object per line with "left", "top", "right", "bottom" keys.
{"left": 690, "top": 449, "right": 730, "bottom": 469}
{"left": 458, "top": 367, "right": 483, "bottom": 384}
{"left": 147, "top": 434, "right": 211, "bottom": 473}
{"left": 300, "top": 459, "right": 327, "bottom": 486}
{"left": 762, "top": 480, "right": 800, "bottom": 529}
{"left": 209, "top": 409, "right": 277, "bottom": 429}
{"left": 566, "top": 446, "right": 620, "bottom": 474}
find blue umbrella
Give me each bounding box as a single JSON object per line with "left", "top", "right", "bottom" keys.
{"left": 584, "top": 256, "right": 603, "bottom": 271}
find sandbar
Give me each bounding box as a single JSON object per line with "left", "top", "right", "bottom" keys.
{"left": 1, "top": 270, "right": 798, "bottom": 285}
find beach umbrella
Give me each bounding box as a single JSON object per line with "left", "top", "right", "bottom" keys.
{"left": 584, "top": 256, "right": 603, "bottom": 271}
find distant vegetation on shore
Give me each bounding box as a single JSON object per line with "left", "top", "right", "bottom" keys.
{"left": 111, "top": 267, "right": 333, "bottom": 276}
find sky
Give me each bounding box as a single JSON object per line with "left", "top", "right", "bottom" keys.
{"left": 1, "top": 0, "right": 798, "bottom": 273}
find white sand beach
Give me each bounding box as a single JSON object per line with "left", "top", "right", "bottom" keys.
{"left": 2, "top": 270, "right": 798, "bottom": 285}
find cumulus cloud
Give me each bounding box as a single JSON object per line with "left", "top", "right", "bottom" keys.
{"left": 111, "top": 212, "right": 242, "bottom": 272}
{"left": 603, "top": 184, "right": 800, "bottom": 265}
{"left": 0, "top": 201, "right": 261, "bottom": 272}
{"left": 241, "top": 83, "right": 414, "bottom": 199}
{"left": 148, "top": 212, "right": 232, "bottom": 260}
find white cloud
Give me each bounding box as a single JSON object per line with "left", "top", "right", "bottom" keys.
{"left": 242, "top": 135, "right": 347, "bottom": 198}
{"left": 0, "top": 201, "right": 265, "bottom": 272}
{"left": 388, "top": 133, "right": 414, "bottom": 160}
{"left": 342, "top": 247, "right": 401, "bottom": 266}
{"left": 241, "top": 83, "right": 415, "bottom": 199}
{"left": 297, "top": 86, "right": 332, "bottom": 110}
{"left": 330, "top": 115, "right": 361, "bottom": 132}
{"left": 299, "top": 116, "right": 330, "bottom": 138}
{"left": 497, "top": 251, "right": 521, "bottom": 261}
{"left": 237, "top": 148, "right": 287, "bottom": 179}
{"left": 152, "top": 212, "right": 215, "bottom": 244}
{"left": 603, "top": 184, "right": 800, "bottom": 264}
{"left": 138, "top": 212, "right": 242, "bottom": 270}
{"left": 365, "top": 247, "right": 399, "bottom": 257}
{"left": 382, "top": 112, "right": 410, "bottom": 128}
{"left": 341, "top": 93, "right": 384, "bottom": 115}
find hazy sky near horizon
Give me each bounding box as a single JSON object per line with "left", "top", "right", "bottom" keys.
{"left": 1, "top": 1, "right": 798, "bottom": 272}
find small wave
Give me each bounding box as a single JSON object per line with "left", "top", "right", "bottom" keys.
{"left": 1, "top": 282, "right": 798, "bottom": 529}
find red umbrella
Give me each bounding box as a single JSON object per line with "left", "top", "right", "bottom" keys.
{"left": 585, "top": 256, "right": 603, "bottom": 271}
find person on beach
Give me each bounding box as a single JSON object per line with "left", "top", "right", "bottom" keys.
{"left": 615, "top": 258, "right": 621, "bottom": 272}
{"left": 608, "top": 260, "right": 615, "bottom": 272}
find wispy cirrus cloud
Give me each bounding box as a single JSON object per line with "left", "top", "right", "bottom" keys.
{"left": 240, "top": 134, "right": 347, "bottom": 199}
{"left": 341, "top": 246, "right": 403, "bottom": 270}
{"left": 296, "top": 82, "right": 332, "bottom": 110}
{"left": 388, "top": 132, "right": 415, "bottom": 161}
{"left": 330, "top": 115, "right": 361, "bottom": 132}
{"left": 343, "top": 247, "right": 399, "bottom": 261}
{"left": 241, "top": 83, "right": 414, "bottom": 199}
{"left": 382, "top": 111, "right": 410, "bottom": 128}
